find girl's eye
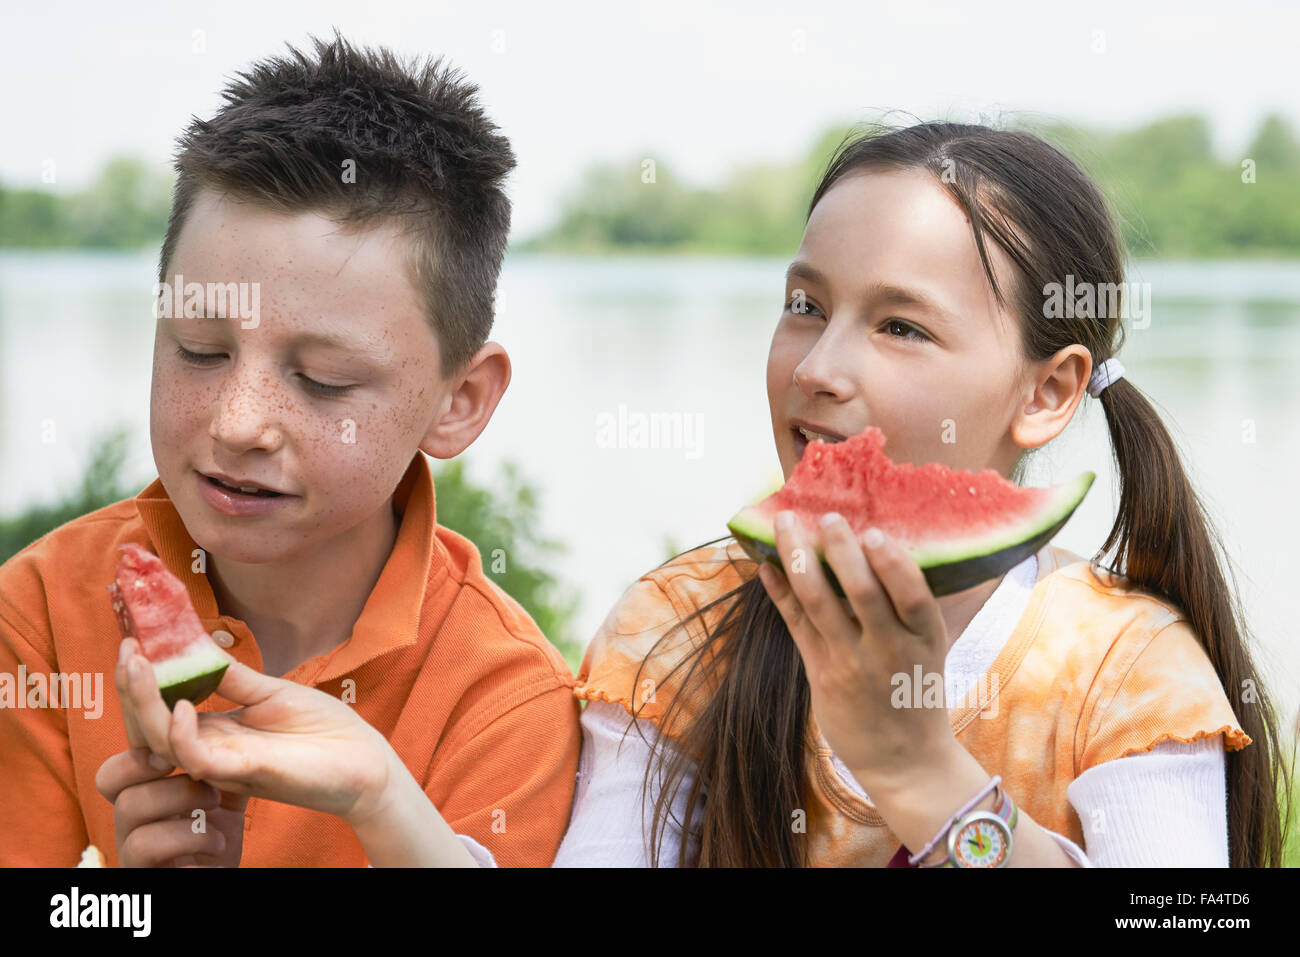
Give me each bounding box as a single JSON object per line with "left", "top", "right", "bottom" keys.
{"left": 173, "top": 345, "right": 356, "bottom": 398}
{"left": 784, "top": 297, "right": 824, "bottom": 317}
{"left": 884, "top": 319, "right": 928, "bottom": 342}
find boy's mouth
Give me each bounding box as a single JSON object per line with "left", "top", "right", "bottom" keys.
{"left": 199, "top": 472, "right": 288, "bottom": 498}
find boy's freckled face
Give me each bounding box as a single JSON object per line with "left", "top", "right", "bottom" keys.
{"left": 766, "top": 168, "right": 1029, "bottom": 480}
{"left": 150, "top": 188, "right": 448, "bottom": 561}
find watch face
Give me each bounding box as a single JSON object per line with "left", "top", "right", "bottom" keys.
{"left": 952, "top": 816, "right": 1010, "bottom": 867}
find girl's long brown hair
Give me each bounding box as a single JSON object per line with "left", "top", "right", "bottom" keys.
{"left": 628, "top": 120, "right": 1293, "bottom": 867}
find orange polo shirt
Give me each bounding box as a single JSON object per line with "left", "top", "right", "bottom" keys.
{"left": 0, "top": 451, "right": 580, "bottom": 867}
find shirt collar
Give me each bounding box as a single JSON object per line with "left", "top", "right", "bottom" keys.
{"left": 133, "top": 452, "right": 441, "bottom": 681}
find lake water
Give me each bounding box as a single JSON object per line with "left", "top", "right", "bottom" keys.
{"left": 2, "top": 250, "right": 1297, "bottom": 725}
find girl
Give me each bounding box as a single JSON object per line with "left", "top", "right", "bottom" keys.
{"left": 115, "top": 120, "right": 1290, "bottom": 867}
{"left": 557, "top": 121, "right": 1291, "bottom": 868}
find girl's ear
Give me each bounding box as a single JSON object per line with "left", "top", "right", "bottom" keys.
{"left": 420, "top": 342, "right": 512, "bottom": 460}
{"left": 1009, "top": 344, "right": 1091, "bottom": 450}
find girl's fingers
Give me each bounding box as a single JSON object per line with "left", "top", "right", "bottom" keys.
{"left": 818, "top": 514, "right": 894, "bottom": 635}
{"left": 772, "top": 511, "right": 857, "bottom": 648}
{"left": 862, "top": 530, "right": 947, "bottom": 643}
{"left": 757, "top": 563, "right": 822, "bottom": 669}
{"left": 762, "top": 519, "right": 829, "bottom": 665}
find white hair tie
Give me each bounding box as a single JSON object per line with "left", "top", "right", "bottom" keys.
{"left": 1088, "top": 357, "right": 1125, "bottom": 397}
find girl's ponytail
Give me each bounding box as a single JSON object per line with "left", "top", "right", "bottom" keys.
{"left": 1096, "top": 374, "right": 1292, "bottom": 867}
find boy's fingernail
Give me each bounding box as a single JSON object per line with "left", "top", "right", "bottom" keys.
{"left": 148, "top": 753, "right": 173, "bottom": 771}
{"left": 118, "top": 643, "right": 130, "bottom": 666}
{"left": 863, "top": 527, "right": 885, "bottom": 548}
{"left": 775, "top": 511, "right": 794, "bottom": 530}
{"left": 819, "top": 512, "right": 843, "bottom": 528}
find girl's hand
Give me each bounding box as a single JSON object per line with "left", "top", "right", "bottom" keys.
{"left": 117, "top": 639, "right": 395, "bottom": 824}
{"left": 757, "top": 510, "right": 958, "bottom": 792}
{"left": 95, "top": 747, "right": 248, "bottom": 867}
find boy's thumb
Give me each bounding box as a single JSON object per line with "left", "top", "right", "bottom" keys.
{"left": 213, "top": 656, "right": 284, "bottom": 705}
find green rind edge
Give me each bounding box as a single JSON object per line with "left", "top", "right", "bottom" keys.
{"left": 153, "top": 644, "right": 230, "bottom": 711}
{"left": 726, "top": 471, "right": 1095, "bottom": 597}
{"left": 159, "top": 665, "right": 228, "bottom": 710}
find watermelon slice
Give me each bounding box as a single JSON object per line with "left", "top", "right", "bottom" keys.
{"left": 727, "top": 426, "right": 1094, "bottom": 597}
{"left": 106, "top": 543, "right": 229, "bottom": 709}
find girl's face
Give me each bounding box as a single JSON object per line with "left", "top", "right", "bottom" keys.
{"left": 767, "top": 168, "right": 1046, "bottom": 481}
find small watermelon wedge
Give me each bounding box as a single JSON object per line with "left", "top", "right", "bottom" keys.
{"left": 106, "top": 543, "right": 229, "bottom": 709}
{"left": 728, "top": 426, "right": 1094, "bottom": 597}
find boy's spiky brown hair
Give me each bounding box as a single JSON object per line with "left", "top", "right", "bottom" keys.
{"left": 157, "top": 29, "right": 516, "bottom": 375}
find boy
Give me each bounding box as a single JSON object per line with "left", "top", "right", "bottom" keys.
{"left": 0, "top": 32, "right": 580, "bottom": 866}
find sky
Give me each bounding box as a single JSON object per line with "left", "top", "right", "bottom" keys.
{"left": 2, "top": 0, "right": 1297, "bottom": 239}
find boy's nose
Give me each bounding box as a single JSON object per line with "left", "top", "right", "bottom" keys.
{"left": 209, "top": 376, "right": 285, "bottom": 450}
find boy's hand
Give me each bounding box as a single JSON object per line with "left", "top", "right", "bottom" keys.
{"left": 119, "top": 641, "right": 395, "bottom": 822}
{"left": 114, "top": 637, "right": 152, "bottom": 750}
{"left": 95, "top": 747, "right": 249, "bottom": 867}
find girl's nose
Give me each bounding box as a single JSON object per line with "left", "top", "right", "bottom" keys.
{"left": 792, "top": 334, "right": 856, "bottom": 401}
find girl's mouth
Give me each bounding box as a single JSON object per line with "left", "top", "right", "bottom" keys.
{"left": 791, "top": 426, "right": 846, "bottom": 459}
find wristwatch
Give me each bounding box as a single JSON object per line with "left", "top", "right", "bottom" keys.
{"left": 920, "top": 784, "right": 1018, "bottom": 868}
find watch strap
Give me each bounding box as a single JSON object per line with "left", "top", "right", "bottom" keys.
{"left": 920, "top": 782, "right": 1018, "bottom": 868}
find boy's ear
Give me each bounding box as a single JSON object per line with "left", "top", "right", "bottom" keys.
{"left": 421, "top": 342, "right": 512, "bottom": 460}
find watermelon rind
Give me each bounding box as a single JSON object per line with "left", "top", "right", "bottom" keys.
{"left": 151, "top": 642, "right": 230, "bottom": 710}
{"left": 106, "top": 575, "right": 230, "bottom": 710}
{"left": 727, "top": 471, "right": 1094, "bottom": 598}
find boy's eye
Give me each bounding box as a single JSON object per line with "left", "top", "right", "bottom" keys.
{"left": 173, "top": 345, "right": 357, "bottom": 398}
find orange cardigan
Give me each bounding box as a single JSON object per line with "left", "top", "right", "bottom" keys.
{"left": 574, "top": 539, "right": 1251, "bottom": 866}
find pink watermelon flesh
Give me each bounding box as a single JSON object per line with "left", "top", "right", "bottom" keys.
{"left": 106, "top": 543, "right": 229, "bottom": 708}
{"left": 728, "top": 426, "right": 1094, "bottom": 594}
{"left": 765, "top": 427, "right": 1054, "bottom": 547}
